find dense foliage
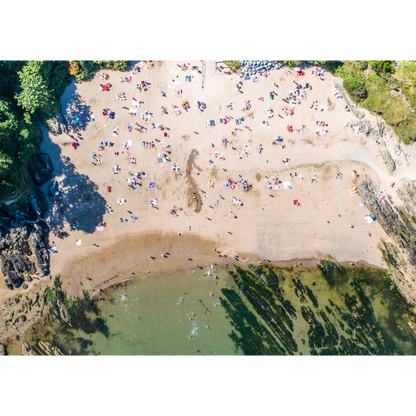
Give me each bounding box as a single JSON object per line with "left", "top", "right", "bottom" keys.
{"left": 0, "top": 60, "right": 129, "bottom": 198}
{"left": 0, "top": 61, "right": 72, "bottom": 197}
{"left": 334, "top": 60, "right": 416, "bottom": 143}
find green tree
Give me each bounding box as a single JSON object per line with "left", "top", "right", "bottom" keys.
{"left": 17, "top": 127, "right": 38, "bottom": 164}
{"left": 0, "top": 99, "right": 19, "bottom": 155}
{"left": 15, "top": 61, "right": 51, "bottom": 114}
{"left": 0, "top": 151, "right": 13, "bottom": 180}
{"left": 369, "top": 61, "right": 394, "bottom": 74}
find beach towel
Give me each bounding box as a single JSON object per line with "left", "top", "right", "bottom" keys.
{"left": 349, "top": 187, "right": 359, "bottom": 196}
{"left": 127, "top": 140, "right": 133, "bottom": 147}
{"left": 283, "top": 181, "right": 291, "bottom": 189}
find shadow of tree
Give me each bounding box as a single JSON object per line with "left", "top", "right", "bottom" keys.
{"left": 61, "top": 82, "right": 93, "bottom": 134}
{"left": 38, "top": 123, "right": 106, "bottom": 236}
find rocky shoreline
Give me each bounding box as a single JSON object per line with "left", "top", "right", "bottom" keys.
{"left": 0, "top": 222, "right": 50, "bottom": 290}
{"left": 2, "top": 339, "right": 65, "bottom": 356}
{"left": 0, "top": 151, "right": 55, "bottom": 291}
{"left": 357, "top": 179, "right": 416, "bottom": 306}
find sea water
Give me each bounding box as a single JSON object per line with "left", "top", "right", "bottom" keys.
{"left": 14, "top": 264, "right": 416, "bottom": 355}
{"left": 52, "top": 266, "right": 241, "bottom": 355}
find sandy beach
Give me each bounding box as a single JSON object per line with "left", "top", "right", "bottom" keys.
{"left": 3, "top": 60, "right": 414, "bottom": 309}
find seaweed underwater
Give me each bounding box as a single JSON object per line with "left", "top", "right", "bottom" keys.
{"left": 220, "top": 262, "right": 416, "bottom": 355}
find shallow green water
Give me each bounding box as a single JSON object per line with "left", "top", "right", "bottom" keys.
{"left": 19, "top": 263, "right": 416, "bottom": 355}
{"left": 49, "top": 267, "right": 241, "bottom": 355}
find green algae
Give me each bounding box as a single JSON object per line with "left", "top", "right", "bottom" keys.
{"left": 221, "top": 264, "right": 416, "bottom": 355}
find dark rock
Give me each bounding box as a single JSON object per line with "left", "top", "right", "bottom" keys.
{"left": 0, "top": 344, "right": 7, "bottom": 356}
{"left": 0, "top": 222, "right": 50, "bottom": 289}
{"left": 29, "top": 153, "right": 54, "bottom": 187}
{"left": 5, "top": 272, "right": 23, "bottom": 289}
{"left": 22, "top": 284, "right": 28, "bottom": 289}
{"left": 29, "top": 194, "right": 44, "bottom": 218}
{"left": 1, "top": 254, "right": 32, "bottom": 289}
{"left": 28, "top": 223, "right": 50, "bottom": 276}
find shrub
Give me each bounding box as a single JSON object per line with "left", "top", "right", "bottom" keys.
{"left": 343, "top": 74, "right": 368, "bottom": 100}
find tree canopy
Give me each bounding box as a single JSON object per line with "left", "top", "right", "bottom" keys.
{"left": 0, "top": 60, "right": 129, "bottom": 198}
{"left": 0, "top": 61, "right": 60, "bottom": 196}
{"left": 15, "top": 61, "right": 51, "bottom": 114}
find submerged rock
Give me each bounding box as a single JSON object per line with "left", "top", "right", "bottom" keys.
{"left": 21, "top": 342, "right": 36, "bottom": 356}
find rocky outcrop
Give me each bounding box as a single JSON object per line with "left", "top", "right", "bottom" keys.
{"left": 29, "top": 153, "right": 54, "bottom": 187}
{"left": 357, "top": 180, "right": 416, "bottom": 305}
{"left": 0, "top": 344, "right": 7, "bottom": 356}
{"left": 20, "top": 340, "right": 64, "bottom": 356}
{"left": 45, "top": 113, "right": 68, "bottom": 135}
{"left": 334, "top": 77, "right": 398, "bottom": 175}
{"left": 22, "top": 342, "right": 38, "bottom": 358}
{"left": 0, "top": 223, "right": 50, "bottom": 289}
{"left": 28, "top": 224, "right": 50, "bottom": 277}
{"left": 396, "top": 180, "right": 416, "bottom": 221}
{"left": 379, "top": 142, "right": 396, "bottom": 175}
{"left": 38, "top": 341, "right": 64, "bottom": 356}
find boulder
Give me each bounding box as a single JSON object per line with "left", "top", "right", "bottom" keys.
{"left": 45, "top": 113, "right": 68, "bottom": 135}
{"left": 29, "top": 153, "right": 54, "bottom": 187}
{"left": 28, "top": 224, "right": 50, "bottom": 276}
{"left": 4, "top": 271, "right": 23, "bottom": 290}
{"left": 29, "top": 194, "right": 44, "bottom": 218}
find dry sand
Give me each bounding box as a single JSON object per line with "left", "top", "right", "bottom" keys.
{"left": 2, "top": 60, "right": 413, "bottom": 310}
